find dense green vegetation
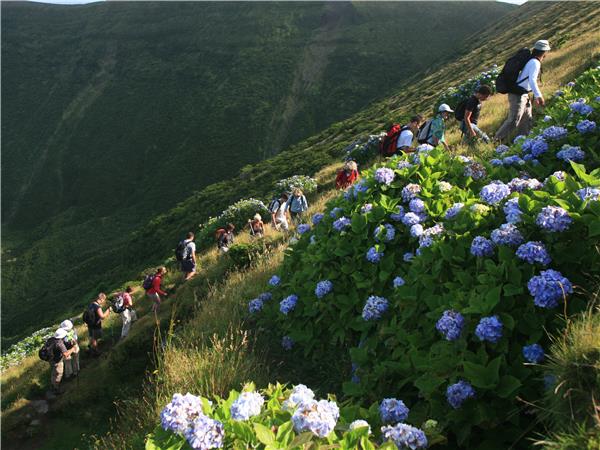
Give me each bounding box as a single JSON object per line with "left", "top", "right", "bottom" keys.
{"left": 1, "top": 0, "right": 517, "bottom": 345}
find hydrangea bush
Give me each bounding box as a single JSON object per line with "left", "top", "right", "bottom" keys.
{"left": 436, "top": 65, "right": 500, "bottom": 112}
{"left": 342, "top": 133, "right": 386, "bottom": 165}
{"left": 274, "top": 175, "right": 318, "bottom": 196}
{"left": 1, "top": 326, "right": 54, "bottom": 370}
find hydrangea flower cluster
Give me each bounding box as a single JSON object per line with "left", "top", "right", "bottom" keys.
{"left": 410, "top": 224, "right": 423, "bottom": 238}
{"left": 280, "top": 295, "right": 298, "bottom": 315}
{"left": 503, "top": 155, "right": 524, "bottom": 166}
{"left": 495, "top": 144, "right": 509, "bottom": 155}
{"left": 390, "top": 205, "right": 405, "bottom": 222}
{"left": 379, "top": 398, "right": 409, "bottom": 424}
{"left": 248, "top": 299, "right": 263, "bottom": 314}
{"left": 282, "top": 384, "right": 314, "bottom": 411}
{"left": 536, "top": 206, "right": 572, "bottom": 232}
{"left": 577, "top": 187, "right": 600, "bottom": 202}
{"left": 541, "top": 125, "right": 568, "bottom": 141}
{"left": 471, "top": 203, "right": 490, "bottom": 215}
{"left": 291, "top": 399, "right": 339, "bottom": 438}
{"left": 446, "top": 380, "right": 475, "bottom": 409}
{"left": 403, "top": 252, "right": 414, "bottom": 262}
{"left": 445, "top": 203, "right": 464, "bottom": 220}
{"left": 349, "top": 420, "right": 371, "bottom": 434}
{"left": 374, "top": 223, "right": 396, "bottom": 242}
{"left": 312, "top": 213, "right": 324, "bottom": 225}
{"left": 366, "top": 246, "right": 384, "bottom": 263}
{"left": 508, "top": 177, "right": 542, "bottom": 193}
{"left": 397, "top": 161, "right": 413, "bottom": 170}
{"left": 281, "top": 336, "right": 294, "bottom": 350}
{"left": 504, "top": 198, "right": 522, "bottom": 224}
{"left": 522, "top": 344, "right": 545, "bottom": 363}
{"left": 530, "top": 138, "right": 549, "bottom": 157}
{"left": 544, "top": 171, "right": 566, "bottom": 184}
{"left": 490, "top": 158, "right": 503, "bottom": 166}
{"left": 419, "top": 224, "right": 444, "bottom": 248}
{"left": 381, "top": 423, "right": 428, "bottom": 449}
{"left": 556, "top": 145, "right": 585, "bottom": 162}
{"left": 361, "top": 203, "right": 373, "bottom": 214}
{"left": 184, "top": 414, "right": 225, "bottom": 450}
{"left": 471, "top": 236, "right": 494, "bottom": 257}
{"left": 330, "top": 207, "right": 344, "bottom": 219}
{"left": 297, "top": 224, "right": 311, "bottom": 235}
{"left": 374, "top": 167, "right": 395, "bottom": 185}
{"left": 269, "top": 275, "right": 281, "bottom": 287}
{"left": 315, "top": 280, "right": 333, "bottom": 299}
{"left": 362, "top": 296, "right": 389, "bottom": 321}
{"left": 161, "top": 393, "right": 205, "bottom": 434}
{"left": 436, "top": 310, "right": 465, "bottom": 341}
{"left": 475, "top": 315, "right": 503, "bottom": 343}
{"left": 409, "top": 198, "right": 426, "bottom": 213}
{"left": 402, "top": 184, "right": 421, "bottom": 202}
{"left": 438, "top": 181, "right": 452, "bottom": 192}
{"left": 333, "top": 217, "right": 351, "bottom": 232}
{"left": 258, "top": 292, "right": 272, "bottom": 302}
{"left": 490, "top": 223, "right": 524, "bottom": 247}
{"left": 576, "top": 119, "right": 596, "bottom": 134}
{"left": 527, "top": 269, "right": 573, "bottom": 308}
{"left": 393, "top": 277, "right": 405, "bottom": 288}
{"left": 230, "top": 392, "right": 264, "bottom": 421}
{"left": 480, "top": 181, "right": 511, "bottom": 205}
{"left": 570, "top": 99, "right": 593, "bottom": 115}
{"left": 402, "top": 212, "right": 422, "bottom": 226}
{"left": 464, "top": 162, "right": 486, "bottom": 180}
{"left": 516, "top": 241, "right": 551, "bottom": 265}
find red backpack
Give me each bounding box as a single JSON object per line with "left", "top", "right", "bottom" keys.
{"left": 379, "top": 124, "right": 407, "bottom": 157}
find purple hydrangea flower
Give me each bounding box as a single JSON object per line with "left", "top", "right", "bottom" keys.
{"left": 445, "top": 203, "right": 464, "bottom": 220}
{"left": 490, "top": 223, "right": 524, "bottom": 246}
{"left": 508, "top": 177, "right": 542, "bottom": 193}
{"left": 366, "top": 247, "right": 384, "bottom": 263}
{"left": 160, "top": 393, "right": 204, "bottom": 434}
{"left": 280, "top": 295, "right": 298, "bottom": 315}
{"left": 315, "top": 280, "right": 333, "bottom": 299}
{"left": 258, "top": 292, "right": 272, "bottom": 302}
{"left": 312, "top": 213, "right": 324, "bottom": 225}
{"left": 403, "top": 252, "right": 414, "bottom": 262}
{"left": 523, "top": 344, "right": 545, "bottom": 363}
{"left": 397, "top": 161, "right": 413, "bottom": 170}
{"left": 556, "top": 145, "right": 585, "bottom": 162}
{"left": 402, "top": 184, "right": 421, "bottom": 202}
{"left": 402, "top": 212, "right": 421, "bottom": 226}
{"left": 393, "top": 276, "right": 405, "bottom": 288}
{"left": 281, "top": 336, "right": 294, "bottom": 350}
{"left": 297, "top": 224, "right": 311, "bottom": 235}
{"left": 184, "top": 414, "right": 225, "bottom": 450}
{"left": 360, "top": 203, "right": 373, "bottom": 214}
{"left": 230, "top": 392, "right": 264, "bottom": 421}
{"left": 381, "top": 423, "right": 428, "bottom": 449}
{"left": 504, "top": 198, "right": 522, "bottom": 224}
{"left": 409, "top": 198, "right": 426, "bottom": 213}
{"left": 576, "top": 120, "right": 596, "bottom": 134}
{"left": 362, "top": 296, "right": 389, "bottom": 321}
{"left": 495, "top": 144, "right": 509, "bottom": 155}
{"left": 516, "top": 241, "right": 551, "bottom": 265}
{"left": 269, "top": 275, "right": 281, "bottom": 286}
{"left": 375, "top": 167, "right": 395, "bottom": 185}
{"left": 475, "top": 315, "right": 503, "bottom": 343}
{"left": 542, "top": 126, "right": 568, "bottom": 141}
{"left": 527, "top": 269, "right": 573, "bottom": 308}
{"left": 536, "top": 206, "right": 572, "bottom": 232}
{"left": 379, "top": 398, "right": 409, "bottom": 424}
{"left": 471, "top": 236, "right": 495, "bottom": 257}
{"left": 292, "top": 399, "right": 339, "bottom": 438}
{"left": 480, "top": 181, "right": 511, "bottom": 205}
{"left": 410, "top": 224, "right": 424, "bottom": 237}
{"left": 390, "top": 205, "right": 405, "bottom": 222}
{"left": 374, "top": 223, "right": 396, "bottom": 242}
{"left": 248, "top": 299, "right": 264, "bottom": 313}
{"left": 464, "top": 162, "right": 487, "bottom": 180}
{"left": 446, "top": 380, "right": 475, "bottom": 409}
{"left": 436, "top": 310, "right": 465, "bottom": 341}
{"left": 333, "top": 216, "right": 351, "bottom": 232}
{"left": 577, "top": 187, "right": 600, "bottom": 202}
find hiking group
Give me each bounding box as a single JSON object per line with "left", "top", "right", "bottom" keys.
{"left": 37, "top": 39, "right": 550, "bottom": 397}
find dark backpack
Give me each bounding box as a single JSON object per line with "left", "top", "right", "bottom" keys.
{"left": 111, "top": 294, "right": 126, "bottom": 313}
{"left": 175, "top": 240, "right": 189, "bottom": 262}
{"left": 416, "top": 119, "right": 434, "bottom": 144}
{"left": 495, "top": 48, "right": 532, "bottom": 95}
{"left": 268, "top": 199, "right": 280, "bottom": 214}
{"left": 38, "top": 337, "right": 56, "bottom": 362}
{"left": 142, "top": 274, "right": 155, "bottom": 291}
{"left": 82, "top": 304, "right": 97, "bottom": 326}
{"left": 379, "top": 124, "right": 405, "bottom": 157}
{"left": 454, "top": 99, "right": 467, "bottom": 121}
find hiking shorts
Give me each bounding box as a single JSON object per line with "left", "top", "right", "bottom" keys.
{"left": 181, "top": 259, "right": 196, "bottom": 273}
{"left": 88, "top": 326, "right": 102, "bottom": 340}
{"left": 147, "top": 292, "right": 161, "bottom": 305}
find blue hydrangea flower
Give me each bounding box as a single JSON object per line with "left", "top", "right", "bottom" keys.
{"left": 349, "top": 420, "right": 371, "bottom": 434}
{"left": 531, "top": 138, "right": 549, "bottom": 157}
{"left": 402, "top": 212, "right": 422, "bottom": 226}
{"left": 281, "top": 336, "right": 294, "bottom": 350}
{"left": 280, "top": 295, "right": 298, "bottom": 315}
{"left": 508, "top": 177, "right": 542, "bottom": 193}
{"left": 379, "top": 398, "right": 409, "bottom": 424}
{"left": 542, "top": 115, "right": 552, "bottom": 122}
{"left": 366, "top": 247, "right": 384, "bottom": 263}
{"left": 480, "top": 181, "right": 511, "bottom": 205}
{"left": 436, "top": 310, "right": 465, "bottom": 341}
{"left": 315, "top": 280, "right": 333, "bottom": 299}
{"left": 297, "top": 224, "right": 311, "bottom": 235}
{"left": 514, "top": 134, "right": 526, "bottom": 143}
{"left": 495, "top": 144, "right": 509, "bottom": 155}
{"left": 445, "top": 203, "right": 464, "bottom": 220}
{"left": 312, "top": 213, "right": 324, "bottom": 225}
{"left": 361, "top": 203, "right": 373, "bottom": 214}
{"left": 475, "top": 315, "right": 503, "bottom": 343}
{"left": 527, "top": 269, "right": 573, "bottom": 308}
{"left": 570, "top": 100, "right": 593, "bottom": 115}
{"left": 556, "top": 145, "right": 585, "bottom": 162}
{"left": 490, "top": 158, "right": 503, "bottom": 166}
{"left": 374, "top": 223, "right": 396, "bottom": 242}
{"left": 576, "top": 120, "right": 596, "bottom": 134}
{"left": 230, "top": 392, "right": 264, "bottom": 421}
{"left": 503, "top": 155, "right": 525, "bottom": 166}
{"left": 184, "top": 414, "right": 225, "bottom": 450}
{"left": 490, "top": 223, "right": 524, "bottom": 246}
{"left": 402, "top": 184, "right": 421, "bottom": 202}
{"left": 504, "top": 198, "right": 522, "bottom": 224}
{"left": 397, "top": 161, "right": 413, "bottom": 170}
{"left": 248, "top": 299, "right": 263, "bottom": 314}
{"left": 464, "top": 162, "right": 486, "bottom": 180}
{"left": 403, "top": 252, "right": 414, "bottom": 262}
{"left": 419, "top": 224, "right": 444, "bottom": 248}
{"left": 410, "top": 224, "right": 424, "bottom": 237}
{"left": 409, "top": 198, "right": 426, "bottom": 213}
{"left": 351, "top": 181, "right": 369, "bottom": 198}
{"left": 362, "top": 296, "right": 389, "bottom": 321}
{"left": 160, "top": 393, "right": 204, "bottom": 434}
{"left": 566, "top": 82, "right": 575, "bottom": 87}
{"left": 381, "top": 423, "right": 428, "bottom": 449}
{"left": 292, "top": 400, "right": 339, "bottom": 438}
{"left": 390, "top": 205, "right": 405, "bottom": 222}
{"left": 330, "top": 207, "right": 344, "bottom": 219}
{"left": 332, "top": 216, "right": 351, "bottom": 232}
{"left": 536, "top": 206, "right": 572, "bottom": 232}
{"left": 393, "top": 277, "right": 405, "bottom": 288}
{"left": 446, "top": 380, "right": 475, "bottom": 409}
{"left": 471, "top": 236, "right": 494, "bottom": 257}
{"left": 523, "top": 344, "right": 545, "bottom": 363}
{"left": 516, "top": 241, "right": 551, "bottom": 265}
{"left": 577, "top": 187, "right": 600, "bottom": 202}
{"left": 542, "top": 126, "right": 568, "bottom": 141}
{"left": 375, "top": 168, "right": 395, "bottom": 185}
{"left": 269, "top": 275, "right": 281, "bottom": 287}
{"left": 282, "top": 384, "right": 314, "bottom": 411}
{"left": 544, "top": 171, "right": 566, "bottom": 185}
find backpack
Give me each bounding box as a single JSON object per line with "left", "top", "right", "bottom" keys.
{"left": 495, "top": 48, "right": 532, "bottom": 95}
{"left": 379, "top": 124, "right": 404, "bottom": 157}
{"left": 38, "top": 337, "right": 56, "bottom": 362}
{"left": 175, "top": 239, "right": 189, "bottom": 262}
{"left": 215, "top": 228, "right": 226, "bottom": 241}
{"left": 111, "top": 294, "right": 126, "bottom": 313}
{"left": 454, "top": 99, "right": 467, "bottom": 121}
{"left": 416, "top": 119, "right": 434, "bottom": 144}
{"left": 82, "top": 304, "right": 97, "bottom": 326}
{"left": 268, "top": 199, "right": 280, "bottom": 214}
{"left": 142, "top": 274, "right": 155, "bottom": 291}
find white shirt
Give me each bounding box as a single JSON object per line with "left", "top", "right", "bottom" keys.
{"left": 184, "top": 239, "right": 196, "bottom": 256}
{"left": 396, "top": 129, "right": 414, "bottom": 149}
{"left": 275, "top": 201, "right": 288, "bottom": 220}
{"left": 517, "top": 58, "right": 542, "bottom": 99}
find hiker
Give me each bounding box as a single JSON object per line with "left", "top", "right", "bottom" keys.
{"left": 60, "top": 320, "right": 80, "bottom": 379}
{"left": 423, "top": 104, "right": 454, "bottom": 151}
{"left": 216, "top": 223, "right": 235, "bottom": 253}
{"left": 178, "top": 232, "right": 197, "bottom": 281}
{"left": 147, "top": 267, "right": 168, "bottom": 313}
{"left": 248, "top": 214, "right": 264, "bottom": 237}
{"left": 84, "top": 293, "right": 110, "bottom": 356}
{"left": 286, "top": 188, "right": 308, "bottom": 224}
{"left": 335, "top": 161, "right": 359, "bottom": 190}
{"left": 120, "top": 286, "right": 137, "bottom": 339}
{"left": 48, "top": 328, "right": 76, "bottom": 394}
{"left": 495, "top": 40, "right": 551, "bottom": 142}
{"left": 269, "top": 193, "right": 289, "bottom": 231}
{"left": 457, "top": 85, "right": 492, "bottom": 144}
{"left": 396, "top": 115, "right": 423, "bottom": 153}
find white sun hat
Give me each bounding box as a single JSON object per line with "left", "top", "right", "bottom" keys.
{"left": 60, "top": 320, "right": 73, "bottom": 331}
{"left": 54, "top": 328, "right": 68, "bottom": 339}
{"left": 438, "top": 103, "right": 454, "bottom": 113}
{"left": 533, "top": 40, "right": 551, "bottom": 51}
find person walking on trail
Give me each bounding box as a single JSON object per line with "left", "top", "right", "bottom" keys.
{"left": 270, "top": 193, "right": 289, "bottom": 231}
{"left": 495, "top": 40, "right": 551, "bottom": 142}
{"left": 120, "top": 286, "right": 137, "bottom": 339}
{"left": 85, "top": 293, "right": 110, "bottom": 356}
{"left": 335, "top": 161, "right": 360, "bottom": 190}
{"left": 216, "top": 223, "right": 235, "bottom": 253}
{"left": 426, "top": 104, "right": 454, "bottom": 151}
{"left": 147, "top": 267, "right": 168, "bottom": 313}
{"left": 178, "top": 232, "right": 197, "bottom": 281}
{"left": 396, "top": 115, "right": 423, "bottom": 153}
{"left": 286, "top": 188, "right": 308, "bottom": 224}
{"left": 60, "top": 320, "right": 80, "bottom": 379}
{"left": 248, "top": 214, "right": 265, "bottom": 237}
{"left": 49, "top": 328, "right": 76, "bottom": 394}
{"left": 457, "top": 85, "right": 492, "bottom": 144}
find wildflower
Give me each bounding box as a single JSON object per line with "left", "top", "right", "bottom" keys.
{"left": 280, "top": 295, "right": 298, "bottom": 315}
{"left": 471, "top": 236, "right": 494, "bottom": 257}
{"left": 161, "top": 393, "right": 204, "bottom": 434}
{"left": 436, "top": 310, "right": 465, "bottom": 341}
{"left": 402, "top": 212, "right": 422, "bottom": 226}
{"left": 393, "top": 277, "right": 405, "bottom": 288}
{"left": 379, "top": 398, "right": 409, "bottom": 424}
{"left": 315, "top": 280, "right": 333, "bottom": 299}
{"left": 366, "top": 247, "right": 384, "bottom": 263}
{"left": 390, "top": 205, "right": 405, "bottom": 222}
{"left": 269, "top": 275, "right": 281, "bottom": 287}
{"left": 445, "top": 203, "right": 464, "bottom": 220}
{"left": 446, "top": 380, "right": 475, "bottom": 409}
{"left": 362, "top": 296, "right": 389, "bottom": 321}
{"left": 556, "top": 145, "right": 585, "bottom": 162}
{"left": 330, "top": 207, "right": 344, "bottom": 219}
{"left": 374, "top": 223, "right": 396, "bottom": 242}
{"left": 479, "top": 181, "right": 511, "bottom": 205}
{"left": 536, "top": 206, "right": 572, "bottom": 232}
{"left": 361, "top": 203, "right": 373, "bottom": 214}
{"left": 577, "top": 187, "right": 600, "bottom": 202}
{"left": 333, "top": 217, "right": 351, "bottom": 232}
{"left": 381, "top": 423, "right": 428, "bottom": 449}
{"left": 576, "top": 119, "right": 596, "bottom": 134}
{"left": 283, "top": 384, "right": 314, "bottom": 410}
{"left": 312, "top": 213, "right": 324, "bottom": 225}
{"left": 248, "top": 299, "right": 263, "bottom": 314}
{"left": 464, "top": 162, "right": 486, "bottom": 180}
{"left": 475, "top": 315, "right": 503, "bottom": 343}
{"left": 230, "top": 392, "right": 264, "bottom": 421}
{"left": 281, "top": 336, "right": 294, "bottom": 350}
{"left": 503, "top": 198, "right": 522, "bottom": 224}
{"left": 495, "top": 144, "right": 509, "bottom": 155}
{"left": 438, "top": 181, "right": 452, "bottom": 192}
{"left": 516, "top": 241, "right": 551, "bottom": 265}
{"left": 375, "top": 168, "right": 395, "bottom": 185}
{"left": 409, "top": 198, "right": 426, "bottom": 213}
{"left": 292, "top": 400, "right": 339, "bottom": 438}
{"left": 527, "top": 269, "right": 573, "bottom": 308}
{"left": 490, "top": 223, "right": 524, "bottom": 246}
{"left": 402, "top": 184, "right": 421, "bottom": 202}
{"left": 184, "top": 414, "right": 225, "bottom": 450}
{"left": 403, "top": 252, "right": 414, "bottom": 262}
{"left": 349, "top": 420, "right": 371, "bottom": 434}
{"left": 297, "top": 224, "right": 311, "bottom": 235}
{"left": 522, "top": 344, "right": 544, "bottom": 363}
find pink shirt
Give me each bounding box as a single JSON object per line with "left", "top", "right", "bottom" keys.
{"left": 123, "top": 292, "right": 133, "bottom": 308}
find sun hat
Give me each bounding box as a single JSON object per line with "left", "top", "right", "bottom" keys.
{"left": 60, "top": 320, "right": 73, "bottom": 331}
{"left": 54, "top": 328, "right": 68, "bottom": 339}
{"left": 438, "top": 103, "right": 454, "bottom": 113}
{"left": 253, "top": 213, "right": 262, "bottom": 221}
{"left": 533, "top": 40, "right": 551, "bottom": 51}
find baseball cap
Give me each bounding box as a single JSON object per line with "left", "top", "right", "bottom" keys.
{"left": 438, "top": 103, "right": 454, "bottom": 113}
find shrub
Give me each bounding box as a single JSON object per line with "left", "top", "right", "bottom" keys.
{"left": 226, "top": 242, "right": 268, "bottom": 271}
{"left": 274, "top": 175, "right": 317, "bottom": 196}
{"left": 436, "top": 65, "right": 500, "bottom": 113}
{"left": 342, "top": 133, "right": 386, "bottom": 166}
